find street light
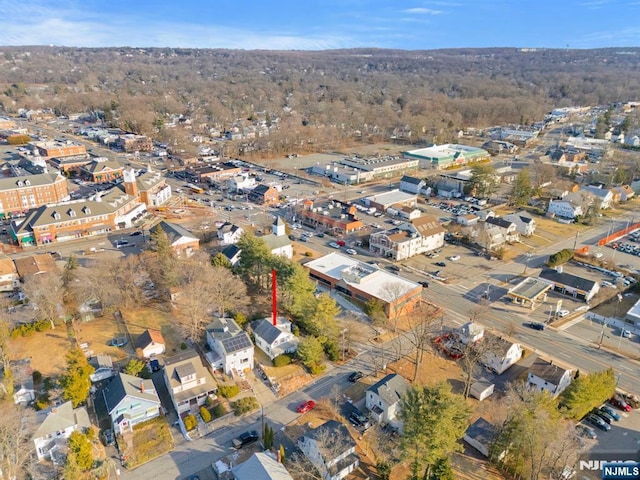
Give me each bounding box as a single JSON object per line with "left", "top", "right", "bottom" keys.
{"left": 341, "top": 328, "right": 348, "bottom": 362}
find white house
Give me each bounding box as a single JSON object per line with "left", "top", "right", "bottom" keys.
{"left": 11, "top": 358, "right": 36, "bottom": 405}
{"left": 163, "top": 349, "right": 218, "bottom": 415}
{"left": 205, "top": 317, "right": 254, "bottom": 376}
{"left": 102, "top": 373, "right": 161, "bottom": 434}
{"left": 217, "top": 222, "right": 244, "bottom": 245}
{"left": 527, "top": 357, "right": 572, "bottom": 397}
{"left": 484, "top": 216, "right": 519, "bottom": 243}
{"left": 251, "top": 317, "right": 299, "bottom": 360}
{"left": 32, "top": 401, "right": 91, "bottom": 461}
{"left": 503, "top": 213, "right": 536, "bottom": 237}
{"left": 297, "top": 420, "right": 360, "bottom": 480}
{"left": 221, "top": 244, "right": 242, "bottom": 266}
{"left": 577, "top": 185, "right": 613, "bottom": 209}
{"left": 365, "top": 373, "right": 409, "bottom": 428}
{"left": 399, "top": 175, "right": 426, "bottom": 194}
{"left": 369, "top": 215, "right": 445, "bottom": 261}
{"left": 547, "top": 199, "right": 583, "bottom": 220}
{"left": 481, "top": 333, "right": 523, "bottom": 375}
{"left": 227, "top": 174, "right": 256, "bottom": 193}
{"left": 0, "top": 257, "right": 19, "bottom": 292}
{"left": 231, "top": 452, "right": 294, "bottom": 480}
{"left": 134, "top": 329, "right": 166, "bottom": 358}
{"left": 464, "top": 417, "right": 503, "bottom": 459}
{"left": 457, "top": 213, "right": 479, "bottom": 226}
{"left": 262, "top": 216, "right": 293, "bottom": 259}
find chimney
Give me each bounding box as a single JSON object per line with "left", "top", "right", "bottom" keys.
{"left": 140, "top": 381, "right": 145, "bottom": 394}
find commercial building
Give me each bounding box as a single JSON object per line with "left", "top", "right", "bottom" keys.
{"left": 369, "top": 215, "right": 445, "bottom": 261}
{"left": 538, "top": 269, "right": 600, "bottom": 303}
{"left": 507, "top": 277, "right": 553, "bottom": 309}
{"left": 115, "top": 134, "right": 153, "bottom": 153}
{"left": 0, "top": 172, "right": 69, "bottom": 219}
{"left": 362, "top": 190, "right": 417, "bottom": 212}
{"left": 403, "top": 144, "right": 489, "bottom": 169}
{"left": 80, "top": 158, "right": 124, "bottom": 183}
{"left": 33, "top": 140, "right": 87, "bottom": 158}
{"left": 304, "top": 252, "right": 423, "bottom": 319}
{"left": 300, "top": 200, "right": 364, "bottom": 235}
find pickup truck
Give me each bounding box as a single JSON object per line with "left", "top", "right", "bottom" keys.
{"left": 232, "top": 430, "right": 259, "bottom": 449}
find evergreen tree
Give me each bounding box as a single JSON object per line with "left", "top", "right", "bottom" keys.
{"left": 211, "top": 252, "right": 233, "bottom": 268}
{"left": 297, "top": 337, "right": 324, "bottom": 371}
{"left": 60, "top": 347, "right": 94, "bottom": 407}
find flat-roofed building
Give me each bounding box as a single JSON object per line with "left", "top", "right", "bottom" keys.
{"left": 305, "top": 252, "right": 423, "bottom": 319}
{"left": 116, "top": 134, "right": 153, "bottom": 153}
{"left": 33, "top": 140, "right": 87, "bottom": 158}
{"left": 362, "top": 190, "right": 417, "bottom": 212}
{"left": 404, "top": 144, "right": 489, "bottom": 169}
{"left": 300, "top": 200, "right": 364, "bottom": 235}
{"left": 507, "top": 277, "right": 553, "bottom": 309}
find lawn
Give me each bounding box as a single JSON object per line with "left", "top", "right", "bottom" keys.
{"left": 122, "top": 306, "right": 184, "bottom": 355}
{"left": 121, "top": 417, "right": 174, "bottom": 468}
{"left": 9, "top": 327, "right": 71, "bottom": 377}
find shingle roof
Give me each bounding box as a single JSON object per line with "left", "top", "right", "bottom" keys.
{"left": 33, "top": 401, "right": 91, "bottom": 440}
{"left": 303, "top": 420, "right": 356, "bottom": 452}
{"left": 0, "top": 172, "right": 64, "bottom": 192}
{"left": 528, "top": 358, "right": 570, "bottom": 386}
{"left": 539, "top": 269, "right": 597, "bottom": 292}
{"left": 152, "top": 221, "right": 198, "bottom": 242}
{"left": 465, "top": 417, "right": 498, "bottom": 446}
{"left": 486, "top": 216, "right": 514, "bottom": 230}
{"left": 135, "top": 329, "right": 166, "bottom": 350}
{"left": 232, "top": 452, "right": 294, "bottom": 480}
{"left": 206, "top": 317, "right": 253, "bottom": 353}
{"left": 400, "top": 175, "right": 423, "bottom": 185}
{"left": 102, "top": 372, "right": 159, "bottom": 414}
{"left": 367, "top": 373, "right": 409, "bottom": 406}
{"left": 411, "top": 215, "right": 445, "bottom": 237}
{"left": 13, "top": 253, "right": 57, "bottom": 278}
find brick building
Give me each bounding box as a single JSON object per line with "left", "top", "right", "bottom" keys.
{"left": 300, "top": 200, "right": 364, "bottom": 235}
{"left": 116, "top": 134, "right": 153, "bottom": 153}
{"left": 33, "top": 141, "right": 87, "bottom": 158}
{"left": 0, "top": 173, "right": 68, "bottom": 219}
{"left": 81, "top": 158, "right": 124, "bottom": 183}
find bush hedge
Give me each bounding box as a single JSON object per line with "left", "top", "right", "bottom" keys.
{"left": 199, "top": 406, "right": 212, "bottom": 423}
{"left": 273, "top": 354, "right": 292, "bottom": 367}
{"left": 212, "top": 403, "right": 227, "bottom": 419}
{"left": 10, "top": 320, "right": 51, "bottom": 338}
{"left": 232, "top": 397, "right": 259, "bottom": 416}
{"left": 548, "top": 248, "right": 574, "bottom": 267}
{"left": 217, "top": 384, "right": 240, "bottom": 399}
{"left": 183, "top": 414, "right": 197, "bottom": 431}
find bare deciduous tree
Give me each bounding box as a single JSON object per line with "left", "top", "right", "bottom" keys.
{"left": 0, "top": 403, "right": 36, "bottom": 480}
{"left": 404, "top": 302, "right": 439, "bottom": 382}
{"left": 22, "top": 271, "right": 64, "bottom": 328}
{"left": 380, "top": 281, "right": 408, "bottom": 332}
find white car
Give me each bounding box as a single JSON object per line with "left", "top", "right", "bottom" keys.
{"left": 90, "top": 367, "right": 115, "bottom": 383}
{"left": 329, "top": 242, "right": 340, "bottom": 249}
{"left": 449, "top": 255, "right": 461, "bottom": 261}
{"left": 621, "top": 329, "right": 632, "bottom": 338}
{"left": 345, "top": 248, "right": 357, "bottom": 255}
{"left": 557, "top": 310, "right": 570, "bottom": 317}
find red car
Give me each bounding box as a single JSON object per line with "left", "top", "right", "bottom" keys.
{"left": 609, "top": 396, "right": 632, "bottom": 412}
{"left": 297, "top": 400, "right": 316, "bottom": 413}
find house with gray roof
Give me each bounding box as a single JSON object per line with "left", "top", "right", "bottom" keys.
{"left": 527, "top": 357, "right": 572, "bottom": 397}
{"left": 539, "top": 269, "right": 600, "bottom": 303}
{"left": 221, "top": 244, "right": 241, "bottom": 266}
{"left": 297, "top": 420, "right": 359, "bottom": 480}
{"left": 163, "top": 349, "right": 217, "bottom": 415}
{"left": 365, "top": 373, "right": 409, "bottom": 428}
{"left": 151, "top": 221, "right": 200, "bottom": 258}
{"left": 206, "top": 317, "right": 254, "bottom": 376}
{"left": 251, "top": 317, "right": 299, "bottom": 360}
{"left": 261, "top": 216, "right": 292, "bottom": 259}
{"left": 503, "top": 212, "right": 536, "bottom": 237}
{"left": 399, "top": 175, "right": 426, "bottom": 194}
{"left": 231, "top": 452, "right": 294, "bottom": 480}
{"left": 101, "top": 372, "right": 160, "bottom": 434}
{"left": 32, "top": 401, "right": 91, "bottom": 461}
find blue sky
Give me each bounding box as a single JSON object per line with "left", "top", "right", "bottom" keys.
{"left": 1, "top": 0, "right": 639, "bottom": 50}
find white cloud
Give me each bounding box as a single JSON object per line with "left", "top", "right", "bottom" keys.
{"left": 403, "top": 7, "right": 443, "bottom": 14}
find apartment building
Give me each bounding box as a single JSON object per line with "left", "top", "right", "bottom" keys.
{"left": 0, "top": 172, "right": 68, "bottom": 219}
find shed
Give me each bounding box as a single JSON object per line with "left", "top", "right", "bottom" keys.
{"left": 469, "top": 379, "right": 495, "bottom": 401}
{"left": 464, "top": 417, "right": 502, "bottom": 459}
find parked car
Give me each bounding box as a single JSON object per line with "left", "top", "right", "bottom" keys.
{"left": 90, "top": 367, "right": 115, "bottom": 383}
{"left": 345, "top": 248, "right": 357, "bottom": 255}
{"left": 622, "top": 394, "right": 640, "bottom": 409}
{"left": 599, "top": 405, "right": 621, "bottom": 421}
{"left": 621, "top": 329, "right": 632, "bottom": 338}
{"left": 576, "top": 424, "right": 597, "bottom": 439}
{"left": 110, "top": 336, "right": 128, "bottom": 347}
{"left": 557, "top": 310, "right": 570, "bottom": 318}
{"left": 419, "top": 281, "right": 430, "bottom": 288}
{"left": 591, "top": 408, "right": 615, "bottom": 424}
{"left": 585, "top": 413, "right": 611, "bottom": 431}
{"left": 102, "top": 429, "right": 115, "bottom": 446}
{"left": 297, "top": 400, "right": 316, "bottom": 413}
{"left": 328, "top": 242, "right": 340, "bottom": 249}
{"left": 449, "top": 255, "right": 461, "bottom": 261}
{"left": 435, "top": 261, "right": 447, "bottom": 267}
{"left": 348, "top": 371, "right": 364, "bottom": 382}
{"left": 524, "top": 322, "right": 545, "bottom": 331}
{"left": 130, "top": 231, "right": 143, "bottom": 236}
{"left": 349, "top": 408, "right": 371, "bottom": 429}
{"left": 609, "top": 396, "right": 632, "bottom": 412}
{"left": 232, "top": 430, "right": 259, "bottom": 449}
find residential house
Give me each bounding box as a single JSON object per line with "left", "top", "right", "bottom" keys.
{"left": 151, "top": 221, "right": 200, "bottom": 258}
{"left": 297, "top": 420, "right": 360, "bottom": 480}
{"left": 481, "top": 333, "right": 523, "bottom": 374}
{"left": 399, "top": 175, "right": 425, "bottom": 194}
{"left": 163, "top": 349, "right": 217, "bottom": 415}
{"left": 221, "top": 244, "right": 241, "bottom": 266}
{"left": 305, "top": 253, "right": 423, "bottom": 319}
{"left": 11, "top": 358, "right": 36, "bottom": 405}
{"left": 32, "top": 401, "right": 91, "bottom": 461}
{"left": 205, "top": 317, "right": 254, "bottom": 376}
{"left": 14, "top": 253, "right": 57, "bottom": 279}
{"left": 231, "top": 452, "right": 294, "bottom": 480}
{"left": 227, "top": 174, "right": 255, "bottom": 193}
{"left": 457, "top": 213, "right": 479, "bottom": 227}
{"left": 369, "top": 215, "right": 445, "bottom": 261}
{"left": 503, "top": 213, "right": 536, "bottom": 237}
{"left": 262, "top": 216, "right": 293, "bottom": 259}
{"left": 134, "top": 329, "right": 166, "bottom": 358}
{"left": 547, "top": 199, "right": 583, "bottom": 220}
{"left": 365, "top": 373, "right": 409, "bottom": 428}
{"left": 102, "top": 372, "right": 161, "bottom": 433}
{"left": 248, "top": 184, "right": 279, "bottom": 205}
{"left": 577, "top": 185, "right": 613, "bottom": 209}
{"left": 0, "top": 256, "right": 19, "bottom": 291}
{"left": 485, "top": 216, "right": 519, "bottom": 243}
{"left": 217, "top": 222, "right": 244, "bottom": 246}
{"left": 251, "top": 317, "right": 299, "bottom": 360}
{"left": 397, "top": 206, "right": 422, "bottom": 221}
{"left": 613, "top": 185, "right": 635, "bottom": 202}
{"left": 539, "top": 269, "right": 600, "bottom": 303}
{"left": 527, "top": 357, "right": 572, "bottom": 397}
{"left": 464, "top": 417, "right": 503, "bottom": 459}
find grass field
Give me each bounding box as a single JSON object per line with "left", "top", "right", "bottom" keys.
{"left": 122, "top": 307, "right": 184, "bottom": 355}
